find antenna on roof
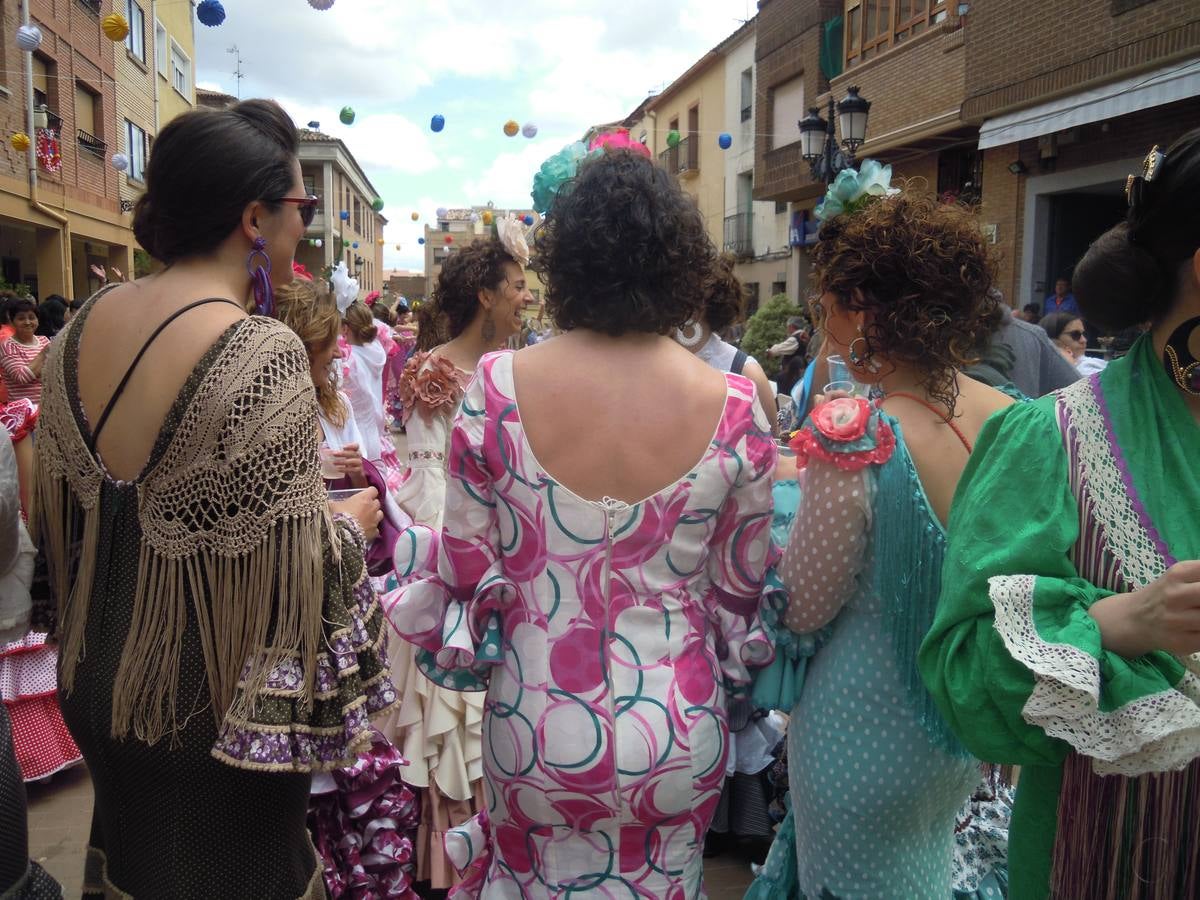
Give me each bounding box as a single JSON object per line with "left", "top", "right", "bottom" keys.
{"left": 227, "top": 45, "right": 245, "bottom": 99}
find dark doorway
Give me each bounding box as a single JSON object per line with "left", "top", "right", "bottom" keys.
{"left": 1043, "top": 190, "right": 1126, "bottom": 311}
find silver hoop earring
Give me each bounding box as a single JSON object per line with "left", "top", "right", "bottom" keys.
{"left": 673, "top": 320, "right": 705, "bottom": 349}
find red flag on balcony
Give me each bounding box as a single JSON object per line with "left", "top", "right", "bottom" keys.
{"left": 36, "top": 128, "right": 62, "bottom": 175}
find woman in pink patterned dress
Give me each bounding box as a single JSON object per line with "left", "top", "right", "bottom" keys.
{"left": 387, "top": 149, "right": 777, "bottom": 897}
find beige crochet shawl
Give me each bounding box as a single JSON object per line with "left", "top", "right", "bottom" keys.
{"left": 31, "top": 314, "right": 332, "bottom": 746}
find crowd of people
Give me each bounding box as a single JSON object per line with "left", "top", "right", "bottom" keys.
{"left": 0, "top": 96, "right": 1197, "bottom": 900}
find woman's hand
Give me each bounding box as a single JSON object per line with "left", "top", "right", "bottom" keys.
{"left": 1089, "top": 560, "right": 1200, "bottom": 658}
{"left": 29, "top": 346, "right": 47, "bottom": 379}
{"left": 334, "top": 442, "right": 367, "bottom": 487}
{"left": 331, "top": 487, "right": 383, "bottom": 542}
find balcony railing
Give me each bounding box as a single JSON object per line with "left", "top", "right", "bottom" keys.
{"left": 658, "top": 144, "right": 678, "bottom": 173}
{"left": 723, "top": 213, "right": 753, "bottom": 259}
{"left": 76, "top": 0, "right": 101, "bottom": 14}
{"left": 657, "top": 137, "right": 699, "bottom": 176}
{"left": 77, "top": 129, "right": 106, "bottom": 159}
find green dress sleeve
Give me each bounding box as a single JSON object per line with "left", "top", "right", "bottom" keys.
{"left": 920, "top": 396, "right": 1197, "bottom": 773}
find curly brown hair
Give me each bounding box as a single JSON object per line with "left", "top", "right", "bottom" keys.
{"left": 530, "top": 150, "right": 713, "bottom": 336}
{"left": 812, "top": 191, "right": 1000, "bottom": 413}
{"left": 273, "top": 279, "right": 347, "bottom": 427}
{"left": 418, "top": 238, "right": 515, "bottom": 351}
{"left": 702, "top": 253, "right": 747, "bottom": 335}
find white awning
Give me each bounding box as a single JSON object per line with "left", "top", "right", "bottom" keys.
{"left": 978, "top": 58, "right": 1200, "bottom": 150}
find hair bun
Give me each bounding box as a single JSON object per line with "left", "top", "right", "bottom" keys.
{"left": 1074, "top": 222, "right": 1167, "bottom": 332}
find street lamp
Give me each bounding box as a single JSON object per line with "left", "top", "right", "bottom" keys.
{"left": 799, "top": 86, "right": 872, "bottom": 184}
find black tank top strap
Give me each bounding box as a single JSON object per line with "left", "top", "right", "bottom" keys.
{"left": 87, "top": 298, "right": 245, "bottom": 451}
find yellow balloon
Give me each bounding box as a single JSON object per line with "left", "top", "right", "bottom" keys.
{"left": 503, "top": 120, "right": 520, "bottom": 137}
{"left": 377, "top": 237, "right": 385, "bottom": 246}
{"left": 102, "top": 13, "right": 130, "bottom": 41}
{"left": 410, "top": 211, "right": 419, "bottom": 221}
{"left": 481, "top": 210, "right": 494, "bottom": 226}
{"left": 10, "top": 132, "right": 30, "bottom": 152}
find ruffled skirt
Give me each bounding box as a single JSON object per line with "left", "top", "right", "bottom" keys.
{"left": 0, "top": 635, "right": 81, "bottom": 781}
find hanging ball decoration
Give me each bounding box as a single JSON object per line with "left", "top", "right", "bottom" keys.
{"left": 444, "top": 235, "right": 453, "bottom": 245}
{"left": 10, "top": 132, "right": 30, "bottom": 153}
{"left": 377, "top": 237, "right": 385, "bottom": 246}
{"left": 521, "top": 122, "right": 538, "bottom": 139}
{"left": 666, "top": 129, "right": 681, "bottom": 149}
{"left": 307, "top": 120, "right": 321, "bottom": 130}
{"left": 371, "top": 197, "right": 384, "bottom": 212}
{"left": 481, "top": 210, "right": 494, "bottom": 226}
{"left": 503, "top": 120, "right": 520, "bottom": 137}
{"left": 430, "top": 114, "right": 445, "bottom": 133}
{"left": 339, "top": 209, "right": 350, "bottom": 221}
{"left": 15, "top": 24, "right": 42, "bottom": 52}
{"left": 111, "top": 153, "right": 129, "bottom": 172}
{"left": 351, "top": 241, "right": 359, "bottom": 249}
{"left": 308, "top": 0, "right": 337, "bottom": 9}
{"left": 411, "top": 211, "right": 419, "bottom": 221}
{"left": 395, "top": 243, "right": 402, "bottom": 251}
{"left": 418, "top": 237, "right": 425, "bottom": 245}
{"left": 102, "top": 13, "right": 131, "bottom": 42}
{"left": 436, "top": 206, "right": 448, "bottom": 219}
{"left": 196, "top": 0, "right": 226, "bottom": 27}
{"left": 339, "top": 106, "right": 356, "bottom": 125}
{"left": 718, "top": 133, "right": 732, "bottom": 150}
{"left": 470, "top": 212, "right": 480, "bottom": 223}
{"left": 522, "top": 214, "right": 534, "bottom": 226}
{"left": 314, "top": 238, "right": 323, "bottom": 248}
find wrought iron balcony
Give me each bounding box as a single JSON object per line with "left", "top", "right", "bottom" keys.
{"left": 76, "top": 0, "right": 101, "bottom": 14}
{"left": 676, "top": 136, "right": 698, "bottom": 174}
{"left": 658, "top": 144, "right": 679, "bottom": 173}
{"left": 723, "top": 213, "right": 753, "bottom": 259}
{"left": 77, "top": 129, "right": 106, "bottom": 159}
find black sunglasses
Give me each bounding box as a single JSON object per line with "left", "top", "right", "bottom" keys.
{"left": 275, "top": 194, "right": 320, "bottom": 228}
{"left": 1063, "top": 329, "right": 1086, "bottom": 341}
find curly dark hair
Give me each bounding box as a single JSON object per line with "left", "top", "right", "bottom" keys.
{"left": 702, "top": 253, "right": 747, "bottom": 335}
{"left": 417, "top": 237, "right": 514, "bottom": 351}
{"left": 530, "top": 150, "right": 714, "bottom": 336}
{"left": 812, "top": 191, "right": 1000, "bottom": 414}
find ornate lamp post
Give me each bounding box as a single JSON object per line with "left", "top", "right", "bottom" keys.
{"left": 798, "top": 86, "right": 872, "bottom": 184}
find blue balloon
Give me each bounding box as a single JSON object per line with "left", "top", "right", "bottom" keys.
{"left": 339, "top": 209, "right": 349, "bottom": 221}
{"left": 352, "top": 241, "right": 359, "bottom": 249}
{"left": 522, "top": 214, "right": 534, "bottom": 226}
{"left": 430, "top": 114, "right": 445, "bottom": 133}
{"left": 418, "top": 237, "right": 426, "bottom": 245}
{"left": 196, "top": 0, "right": 225, "bottom": 27}
{"left": 718, "top": 133, "right": 732, "bottom": 150}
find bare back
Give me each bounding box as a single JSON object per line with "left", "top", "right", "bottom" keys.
{"left": 511, "top": 332, "right": 734, "bottom": 505}
{"left": 879, "top": 375, "right": 1015, "bottom": 526}
{"left": 74, "top": 279, "right": 247, "bottom": 483}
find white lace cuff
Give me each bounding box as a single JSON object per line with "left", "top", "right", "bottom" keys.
{"left": 990, "top": 574, "right": 1200, "bottom": 776}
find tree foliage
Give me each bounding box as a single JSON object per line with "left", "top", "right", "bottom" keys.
{"left": 741, "top": 293, "right": 799, "bottom": 378}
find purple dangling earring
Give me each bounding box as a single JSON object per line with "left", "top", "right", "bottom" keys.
{"left": 247, "top": 236, "right": 273, "bottom": 317}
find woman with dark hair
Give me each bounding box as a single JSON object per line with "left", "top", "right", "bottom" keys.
{"left": 387, "top": 149, "right": 776, "bottom": 896}
{"left": 35, "top": 294, "right": 67, "bottom": 338}
{"left": 675, "top": 252, "right": 778, "bottom": 434}
{"left": 1039, "top": 309, "right": 1106, "bottom": 375}
{"left": 751, "top": 168, "right": 1014, "bottom": 899}
{"left": 27, "top": 99, "right": 392, "bottom": 898}
{"left": 0, "top": 297, "right": 48, "bottom": 405}
{"left": 386, "top": 232, "right": 528, "bottom": 890}
{"left": 922, "top": 132, "right": 1200, "bottom": 900}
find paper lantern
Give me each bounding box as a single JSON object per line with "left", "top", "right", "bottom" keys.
{"left": 436, "top": 206, "right": 448, "bottom": 219}
{"left": 418, "top": 237, "right": 425, "bottom": 245}
{"left": 15, "top": 24, "right": 42, "bottom": 52}
{"left": 377, "top": 237, "right": 385, "bottom": 246}
{"left": 481, "top": 210, "right": 494, "bottom": 226}
{"left": 314, "top": 238, "right": 323, "bottom": 248}
{"left": 666, "top": 129, "right": 681, "bottom": 148}
{"left": 371, "top": 198, "right": 384, "bottom": 212}
{"left": 522, "top": 214, "right": 534, "bottom": 226}
{"left": 410, "top": 212, "right": 419, "bottom": 221}
{"left": 102, "top": 13, "right": 130, "bottom": 41}
{"left": 308, "top": 0, "right": 336, "bottom": 9}
{"left": 718, "top": 133, "right": 732, "bottom": 150}
{"left": 339, "top": 209, "right": 350, "bottom": 221}
{"left": 430, "top": 114, "right": 445, "bottom": 133}
{"left": 444, "top": 235, "right": 453, "bottom": 245}
{"left": 339, "top": 106, "right": 355, "bottom": 125}
{"left": 111, "top": 153, "right": 129, "bottom": 172}
{"left": 10, "top": 132, "right": 30, "bottom": 153}
{"left": 196, "top": 0, "right": 226, "bottom": 26}
{"left": 352, "top": 241, "right": 359, "bottom": 249}
{"left": 522, "top": 122, "right": 538, "bottom": 139}
{"left": 503, "top": 120, "right": 520, "bottom": 137}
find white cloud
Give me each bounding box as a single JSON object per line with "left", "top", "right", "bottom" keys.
{"left": 459, "top": 135, "right": 577, "bottom": 210}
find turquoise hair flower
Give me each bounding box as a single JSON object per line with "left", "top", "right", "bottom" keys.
{"left": 530, "top": 141, "right": 602, "bottom": 214}
{"left": 815, "top": 158, "right": 898, "bottom": 221}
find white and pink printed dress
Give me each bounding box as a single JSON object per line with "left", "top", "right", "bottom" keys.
{"left": 386, "top": 351, "right": 778, "bottom": 898}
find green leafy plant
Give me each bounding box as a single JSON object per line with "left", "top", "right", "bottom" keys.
{"left": 0, "top": 278, "right": 32, "bottom": 298}
{"left": 741, "top": 293, "right": 799, "bottom": 378}
{"left": 133, "top": 249, "right": 154, "bottom": 279}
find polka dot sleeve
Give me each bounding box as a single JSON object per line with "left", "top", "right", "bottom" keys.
{"left": 779, "top": 458, "right": 873, "bottom": 634}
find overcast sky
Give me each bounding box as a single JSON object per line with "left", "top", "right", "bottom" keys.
{"left": 195, "top": 1, "right": 752, "bottom": 271}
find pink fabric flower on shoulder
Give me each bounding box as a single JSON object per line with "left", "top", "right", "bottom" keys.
{"left": 810, "top": 397, "right": 871, "bottom": 442}
{"left": 399, "top": 351, "right": 468, "bottom": 426}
